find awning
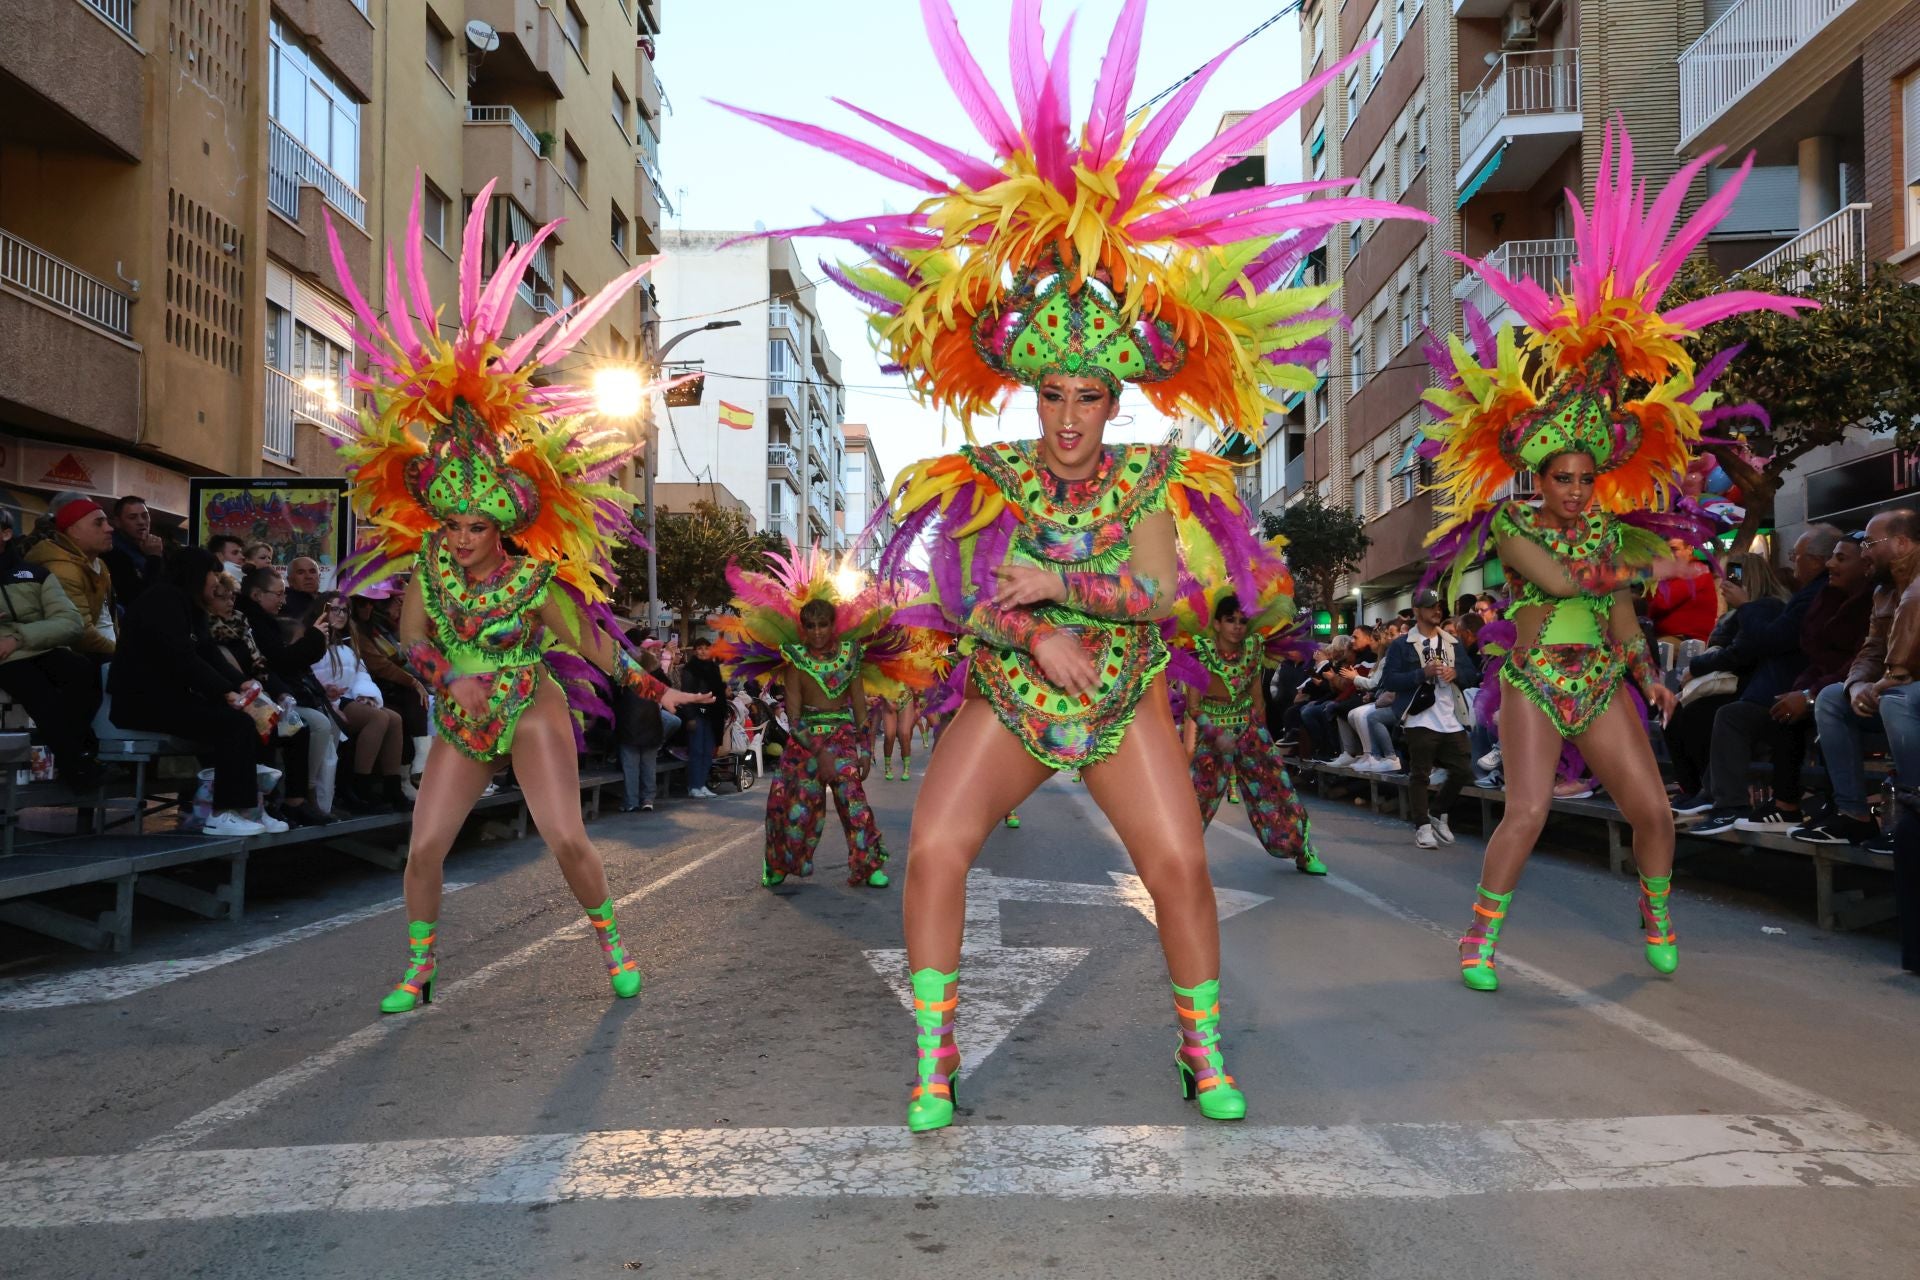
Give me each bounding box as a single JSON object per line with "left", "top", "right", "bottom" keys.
{"left": 1309, "top": 131, "right": 1325, "bottom": 160}
{"left": 1456, "top": 145, "right": 1506, "bottom": 208}
{"left": 1388, "top": 437, "right": 1423, "bottom": 478}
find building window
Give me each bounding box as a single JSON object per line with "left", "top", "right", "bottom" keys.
{"left": 1352, "top": 474, "right": 1367, "bottom": 519}
{"left": 561, "top": 1, "right": 589, "bottom": 62}
{"left": 1371, "top": 313, "right": 1390, "bottom": 371}
{"left": 1393, "top": 0, "right": 1407, "bottom": 42}
{"left": 1413, "top": 104, "right": 1429, "bottom": 174}
{"left": 1905, "top": 74, "right": 1920, "bottom": 245}
{"left": 561, "top": 276, "right": 581, "bottom": 310}
{"left": 1350, "top": 335, "right": 1367, "bottom": 393}
{"left": 269, "top": 20, "right": 360, "bottom": 187}
{"left": 265, "top": 300, "right": 289, "bottom": 370}
{"left": 1348, "top": 222, "right": 1363, "bottom": 264}
{"left": 611, "top": 201, "right": 628, "bottom": 252}
{"left": 562, "top": 137, "right": 586, "bottom": 193}
{"left": 1366, "top": 6, "right": 1384, "bottom": 87}
{"left": 1398, "top": 283, "right": 1413, "bottom": 348}
{"left": 613, "top": 82, "right": 630, "bottom": 131}
{"left": 422, "top": 180, "right": 450, "bottom": 247}
{"left": 1313, "top": 384, "right": 1330, "bottom": 425}
{"left": 1417, "top": 266, "right": 1431, "bottom": 328}
{"left": 1394, "top": 135, "right": 1408, "bottom": 194}
{"left": 1375, "top": 457, "right": 1391, "bottom": 512}
{"left": 1311, "top": 14, "right": 1325, "bottom": 68}
{"left": 291, "top": 321, "right": 350, "bottom": 399}
{"left": 1345, "top": 70, "right": 1360, "bottom": 129}
{"left": 425, "top": 10, "right": 453, "bottom": 82}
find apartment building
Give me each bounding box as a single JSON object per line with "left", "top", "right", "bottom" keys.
{"left": 650, "top": 230, "right": 849, "bottom": 555}
{"left": 1283, "top": 0, "right": 1711, "bottom": 624}
{"left": 0, "top": 0, "right": 666, "bottom": 526}
{"left": 839, "top": 422, "right": 892, "bottom": 568}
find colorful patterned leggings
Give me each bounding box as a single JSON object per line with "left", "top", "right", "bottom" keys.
{"left": 1190, "top": 715, "right": 1312, "bottom": 861}
{"left": 764, "top": 721, "right": 888, "bottom": 884}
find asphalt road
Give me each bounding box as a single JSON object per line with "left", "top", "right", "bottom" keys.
{"left": 2, "top": 769, "right": 1917, "bottom": 1280}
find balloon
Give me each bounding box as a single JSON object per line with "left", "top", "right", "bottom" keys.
{"left": 1705, "top": 467, "right": 1731, "bottom": 494}
{"left": 1724, "top": 485, "right": 1742, "bottom": 504}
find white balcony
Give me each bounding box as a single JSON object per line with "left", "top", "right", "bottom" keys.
{"left": 1457, "top": 49, "right": 1582, "bottom": 203}
{"left": 1743, "top": 202, "right": 1871, "bottom": 286}
{"left": 0, "top": 227, "right": 132, "bottom": 337}
{"left": 1453, "top": 238, "right": 1576, "bottom": 331}
{"left": 79, "top": 0, "right": 135, "bottom": 36}
{"left": 264, "top": 366, "right": 348, "bottom": 460}
{"left": 269, "top": 120, "right": 366, "bottom": 228}
{"left": 766, "top": 442, "right": 798, "bottom": 476}
{"left": 1678, "top": 0, "right": 1885, "bottom": 154}
{"left": 466, "top": 103, "right": 543, "bottom": 157}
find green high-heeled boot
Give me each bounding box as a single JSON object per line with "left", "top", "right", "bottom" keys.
{"left": 1459, "top": 884, "right": 1512, "bottom": 991}
{"left": 586, "top": 898, "right": 643, "bottom": 998}
{"left": 1638, "top": 873, "right": 1679, "bottom": 974}
{"left": 761, "top": 861, "right": 786, "bottom": 887}
{"left": 1004, "top": 812, "right": 1020, "bottom": 829}
{"left": 907, "top": 967, "right": 960, "bottom": 1133}
{"left": 379, "top": 920, "right": 437, "bottom": 1014}
{"left": 1171, "top": 978, "right": 1246, "bottom": 1121}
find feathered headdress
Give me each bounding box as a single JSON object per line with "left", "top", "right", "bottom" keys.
{"left": 1421, "top": 123, "right": 1813, "bottom": 562}
{"left": 719, "top": 0, "right": 1429, "bottom": 435}
{"left": 709, "top": 549, "right": 945, "bottom": 701}
{"left": 323, "top": 179, "right": 661, "bottom": 604}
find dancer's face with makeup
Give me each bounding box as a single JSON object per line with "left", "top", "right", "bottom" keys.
{"left": 1035, "top": 374, "right": 1120, "bottom": 479}
{"left": 443, "top": 514, "right": 504, "bottom": 574}
{"left": 1538, "top": 451, "right": 1597, "bottom": 523}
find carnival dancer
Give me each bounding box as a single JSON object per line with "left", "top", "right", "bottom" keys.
{"left": 1419, "top": 123, "right": 1812, "bottom": 991}
{"left": 1179, "top": 594, "right": 1324, "bottom": 874}
{"left": 726, "top": 0, "right": 1425, "bottom": 1129}
{"left": 711, "top": 550, "right": 935, "bottom": 888}
{"left": 323, "top": 183, "right": 711, "bottom": 1014}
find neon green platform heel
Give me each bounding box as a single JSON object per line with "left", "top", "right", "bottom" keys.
{"left": 1638, "top": 872, "right": 1679, "bottom": 974}
{"left": 908, "top": 966, "right": 960, "bottom": 1133}
{"left": 761, "top": 861, "right": 786, "bottom": 887}
{"left": 1172, "top": 978, "right": 1246, "bottom": 1121}
{"left": 1004, "top": 812, "right": 1020, "bottom": 829}
{"left": 380, "top": 920, "right": 437, "bottom": 1014}
{"left": 586, "top": 898, "right": 643, "bottom": 998}
{"left": 1459, "top": 884, "right": 1512, "bottom": 991}
{"left": 1295, "top": 851, "right": 1328, "bottom": 875}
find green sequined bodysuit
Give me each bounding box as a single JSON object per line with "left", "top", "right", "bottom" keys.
{"left": 965, "top": 440, "right": 1173, "bottom": 770}
{"left": 781, "top": 639, "right": 861, "bottom": 729}
{"left": 1192, "top": 635, "right": 1259, "bottom": 731}
{"left": 419, "top": 529, "right": 557, "bottom": 761}
{"left": 1494, "top": 502, "right": 1629, "bottom": 737}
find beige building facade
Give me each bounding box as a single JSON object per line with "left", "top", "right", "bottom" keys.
{"left": 0, "top": 0, "right": 667, "bottom": 526}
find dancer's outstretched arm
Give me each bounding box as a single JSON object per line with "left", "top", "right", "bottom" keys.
{"left": 540, "top": 598, "right": 710, "bottom": 714}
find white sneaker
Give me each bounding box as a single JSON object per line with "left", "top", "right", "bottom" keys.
{"left": 1356, "top": 755, "right": 1400, "bottom": 773}
{"left": 1429, "top": 769, "right": 1446, "bottom": 787}
{"left": 255, "top": 813, "right": 291, "bottom": 834}
{"left": 204, "top": 811, "right": 266, "bottom": 837}
{"left": 1328, "top": 752, "right": 1356, "bottom": 767}
{"left": 1477, "top": 746, "right": 1502, "bottom": 771}
{"left": 1414, "top": 823, "right": 1439, "bottom": 849}
{"left": 690, "top": 787, "right": 716, "bottom": 798}
{"left": 1431, "top": 814, "right": 1454, "bottom": 844}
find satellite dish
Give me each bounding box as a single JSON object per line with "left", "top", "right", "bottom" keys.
{"left": 465, "top": 20, "right": 501, "bottom": 52}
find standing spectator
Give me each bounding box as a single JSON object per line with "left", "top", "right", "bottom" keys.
{"left": 285, "top": 556, "right": 322, "bottom": 619}
{"left": 0, "top": 508, "right": 103, "bottom": 786}
{"left": 677, "top": 636, "right": 729, "bottom": 798}
{"left": 1647, "top": 539, "right": 1720, "bottom": 642}
{"left": 26, "top": 491, "right": 117, "bottom": 658}
{"left": 103, "top": 495, "right": 165, "bottom": 612}
{"left": 1377, "top": 590, "right": 1482, "bottom": 848}
{"left": 110, "top": 548, "right": 267, "bottom": 837}
{"left": 242, "top": 542, "right": 275, "bottom": 573}
{"left": 615, "top": 648, "right": 680, "bottom": 812}
{"left": 310, "top": 593, "right": 410, "bottom": 812}
{"left": 1693, "top": 527, "right": 1869, "bottom": 833}
{"left": 1795, "top": 509, "right": 1920, "bottom": 847}
{"left": 1666, "top": 551, "right": 1793, "bottom": 810}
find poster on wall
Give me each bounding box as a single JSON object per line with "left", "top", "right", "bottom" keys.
{"left": 188, "top": 478, "right": 351, "bottom": 588}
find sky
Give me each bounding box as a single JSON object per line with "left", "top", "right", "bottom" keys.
{"left": 659, "top": 0, "right": 1304, "bottom": 493}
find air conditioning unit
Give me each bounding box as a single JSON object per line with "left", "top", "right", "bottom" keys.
{"left": 1501, "top": 2, "right": 1537, "bottom": 48}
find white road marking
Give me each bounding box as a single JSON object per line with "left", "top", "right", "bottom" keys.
{"left": 5, "top": 1111, "right": 1917, "bottom": 1226}
{"left": 0, "top": 885, "right": 475, "bottom": 1012}
{"left": 862, "top": 869, "right": 1270, "bottom": 1070}
{"left": 140, "top": 829, "right": 761, "bottom": 1154}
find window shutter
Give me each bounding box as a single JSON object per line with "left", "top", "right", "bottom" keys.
{"left": 1904, "top": 76, "right": 1920, "bottom": 186}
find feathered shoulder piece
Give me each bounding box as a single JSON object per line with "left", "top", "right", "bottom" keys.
{"left": 719, "top": 0, "right": 1428, "bottom": 436}
{"left": 325, "top": 180, "right": 660, "bottom": 603}
{"left": 709, "top": 549, "right": 942, "bottom": 701}
{"left": 1168, "top": 533, "right": 1299, "bottom": 648}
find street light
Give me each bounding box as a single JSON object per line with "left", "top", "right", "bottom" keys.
{"left": 642, "top": 319, "right": 740, "bottom": 638}
{"left": 591, "top": 367, "right": 647, "bottom": 420}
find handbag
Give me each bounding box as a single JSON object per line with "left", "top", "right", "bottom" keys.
{"left": 1677, "top": 669, "right": 1737, "bottom": 707}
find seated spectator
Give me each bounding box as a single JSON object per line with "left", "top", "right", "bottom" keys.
{"left": 103, "top": 495, "right": 166, "bottom": 613}
{"left": 207, "top": 533, "right": 246, "bottom": 584}
{"left": 242, "top": 542, "right": 275, "bottom": 573}
{"left": 614, "top": 647, "right": 680, "bottom": 812}
{"left": 26, "top": 491, "right": 117, "bottom": 659}
{"left": 1648, "top": 538, "right": 1720, "bottom": 642}
{"left": 0, "top": 507, "right": 103, "bottom": 786}
{"left": 110, "top": 548, "right": 269, "bottom": 837}
{"left": 1335, "top": 659, "right": 1401, "bottom": 772}
{"left": 1666, "top": 551, "right": 1794, "bottom": 808}
{"left": 239, "top": 566, "right": 344, "bottom": 814}
{"left": 350, "top": 588, "right": 430, "bottom": 778}
{"left": 310, "top": 592, "right": 409, "bottom": 812}
{"left": 199, "top": 571, "right": 328, "bottom": 827}
{"left": 1796, "top": 509, "right": 1920, "bottom": 849}
{"left": 284, "top": 556, "right": 323, "bottom": 621}
{"left": 1266, "top": 654, "right": 1306, "bottom": 743}
{"left": 1687, "top": 526, "right": 1871, "bottom": 834}
{"left": 1298, "top": 636, "right": 1363, "bottom": 761}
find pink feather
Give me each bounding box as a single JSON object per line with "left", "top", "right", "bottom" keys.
{"left": 919, "top": 0, "right": 1022, "bottom": 157}
{"left": 1447, "top": 250, "right": 1559, "bottom": 333}
{"left": 1125, "top": 178, "right": 1358, "bottom": 240}
{"left": 458, "top": 178, "right": 496, "bottom": 329}
{"left": 1664, "top": 289, "right": 1817, "bottom": 331}
{"left": 1114, "top": 37, "right": 1246, "bottom": 210}
{"left": 830, "top": 98, "right": 1004, "bottom": 189}
{"left": 1083, "top": 0, "right": 1148, "bottom": 169}
{"left": 533, "top": 260, "right": 657, "bottom": 366}
{"left": 712, "top": 102, "right": 949, "bottom": 192}
{"left": 1010, "top": 0, "right": 1046, "bottom": 145}
{"left": 1031, "top": 12, "right": 1078, "bottom": 195}
{"left": 383, "top": 253, "right": 422, "bottom": 358}
{"left": 1158, "top": 42, "right": 1371, "bottom": 199}
{"left": 1166, "top": 198, "right": 1433, "bottom": 247}
{"left": 403, "top": 181, "right": 440, "bottom": 343}
{"left": 322, "top": 208, "right": 390, "bottom": 343}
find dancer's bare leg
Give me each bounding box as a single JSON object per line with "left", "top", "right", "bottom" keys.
{"left": 1080, "top": 679, "right": 1218, "bottom": 987}
{"left": 402, "top": 744, "right": 494, "bottom": 922}
{"left": 1570, "top": 694, "right": 1675, "bottom": 879}
{"left": 1476, "top": 689, "right": 1563, "bottom": 894}
{"left": 510, "top": 680, "right": 612, "bottom": 909}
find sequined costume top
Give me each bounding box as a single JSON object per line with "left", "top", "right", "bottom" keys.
{"left": 412, "top": 530, "right": 558, "bottom": 760}
{"left": 1191, "top": 635, "right": 1260, "bottom": 730}
{"left": 781, "top": 639, "right": 862, "bottom": 729}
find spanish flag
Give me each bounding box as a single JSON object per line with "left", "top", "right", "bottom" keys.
{"left": 718, "top": 400, "right": 754, "bottom": 430}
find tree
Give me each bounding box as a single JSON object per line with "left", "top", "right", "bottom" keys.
{"left": 612, "top": 499, "right": 785, "bottom": 641}
{"left": 1664, "top": 254, "right": 1920, "bottom": 547}
{"left": 1261, "top": 491, "right": 1371, "bottom": 612}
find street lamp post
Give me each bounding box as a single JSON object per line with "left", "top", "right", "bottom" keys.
{"left": 643, "top": 319, "right": 739, "bottom": 638}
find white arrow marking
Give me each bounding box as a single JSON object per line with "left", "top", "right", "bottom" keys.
{"left": 863, "top": 869, "right": 1271, "bottom": 1071}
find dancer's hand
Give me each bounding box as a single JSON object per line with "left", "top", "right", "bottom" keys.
{"left": 449, "top": 676, "right": 491, "bottom": 720}
{"left": 660, "top": 687, "right": 713, "bottom": 714}
{"left": 993, "top": 563, "right": 1065, "bottom": 608}
{"left": 1033, "top": 631, "right": 1098, "bottom": 695}
{"left": 1646, "top": 681, "right": 1677, "bottom": 726}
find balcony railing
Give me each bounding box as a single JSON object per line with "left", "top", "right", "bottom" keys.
{"left": 80, "top": 0, "right": 136, "bottom": 37}
{"left": 1743, "top": 202, "right": 1871, "bottom": 286}
{"left": 767, "top": 442, "right": 798, "bottom": 472}
{"left": 1679, "top": 0, "right": 1860, "bottom": 144}
{"left": 767, "top": 513, "right": 795, "bottom": 543}
{"left": 466, "top": 104, "right": 543, "bottom": 158}
{"left": 1454, "top": 238, "right": 1576, "bottom": 328}
{"left": 264, "top": 366, "right": 349, "bottom": 459}
{"left": 769, "top": 302, "right": 797, "bottom": 333}
{"left": 1459, "top": 48, "right": 1581, "bottom": 164}
{"left": 0, "top": 228, "right": 133, "bottom": 337}
{"left": 268, "top": 120, "right": 367, "bottom": 227}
